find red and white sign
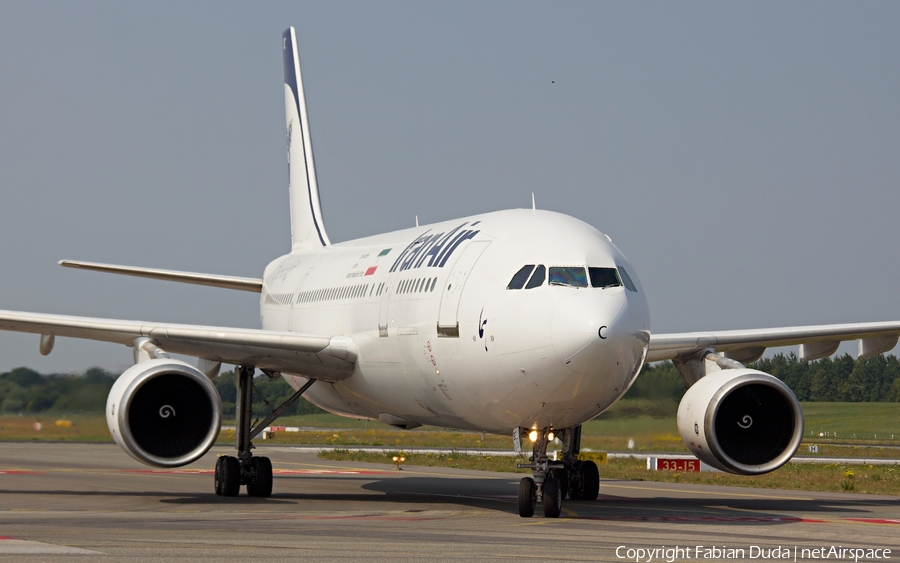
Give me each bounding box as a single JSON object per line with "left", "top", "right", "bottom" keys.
{"left": 647, "top": 457, "right": 701, "bottom": 472}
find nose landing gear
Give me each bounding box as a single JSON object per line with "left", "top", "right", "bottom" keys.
{"left": 515, "top": 425, "right": 599, "bottom": 518}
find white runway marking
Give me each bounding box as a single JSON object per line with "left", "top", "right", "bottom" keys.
{"left": 0, "top": 537, "right": 101, "bottom": 555}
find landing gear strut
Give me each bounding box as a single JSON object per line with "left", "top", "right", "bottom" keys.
{"left": 515, "top": 425, "right": 599, "bottom": 518}
{"left": 213, "top": 365, "right": 315, "bottom": 497}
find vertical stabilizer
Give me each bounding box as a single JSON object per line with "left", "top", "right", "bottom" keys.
{"left": 283, "top": 27, "right": 330, "bottom": 249}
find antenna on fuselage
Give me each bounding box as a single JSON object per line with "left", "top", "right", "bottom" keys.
{"left": 532, "top": 193, "right": 536, "bottom": 212}
{"left": 415, "top": 215, "right": 419, "bottom": 227}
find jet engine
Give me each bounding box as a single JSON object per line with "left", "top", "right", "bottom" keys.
{"left": 106, "top": 358, "right": 222, "bottom": 467}
{"left": 677, "top": 368, "right": 803, "bottom": 474}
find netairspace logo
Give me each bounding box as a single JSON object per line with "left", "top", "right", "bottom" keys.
{"left": 615, "top": 545, "right": 892, "bottom": 563}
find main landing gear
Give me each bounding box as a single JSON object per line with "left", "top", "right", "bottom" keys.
{"left": 214, "top": 365, "right": 315, "bottom": 498}
{"left": 516, "top": 425, "right": 600, "bottom": 518}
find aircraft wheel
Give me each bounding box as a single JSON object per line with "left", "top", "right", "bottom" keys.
{"left": 543, "top": 477, "right": 562, "bottom": 518}
{"left": 517, "top": 477, "right": 536, "bottom": 518}
{"left": 220, "top": 456, "right": 241, "bottom": 497}
{"left": 247, "top": 456, "right": 273, "bottom": 498}
{"left": 551, "top": 468, "right": 569, "bottom": 499}
{"left": 214, "top": 457, "right": 225, "bottom": 496}
{"left": 567, "top": 460, "right": 584, "bottom": 499}
{"left": 580, "top": 460, "right": 600, "bottom": 501}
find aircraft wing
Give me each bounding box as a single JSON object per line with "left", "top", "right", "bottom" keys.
{"left": 0, "top": 310, "right": 356, "bottom": 381}
{"left": 647, "top": 321, "right": 900, "bottom": 363}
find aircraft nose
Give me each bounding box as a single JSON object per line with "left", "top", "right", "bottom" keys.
{"left": 551, "top": 291, "right": 626, "bottom": 363}
{"left": 549, "top": 289, "right": 648, "bottom": 409}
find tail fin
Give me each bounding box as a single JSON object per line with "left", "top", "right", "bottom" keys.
{"left": 283, "top": 27, "right": 330, "bottom": 249}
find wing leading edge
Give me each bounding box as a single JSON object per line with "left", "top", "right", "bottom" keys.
{"left": 0, "top": 310, "right": 355, "bottom": 381}
{"left": 648, "top": 321, "right": 900, "bottom": 363}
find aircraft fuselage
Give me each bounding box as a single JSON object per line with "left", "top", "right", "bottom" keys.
{"left": 261, "top": 208, "right": 650, "bottom": 435}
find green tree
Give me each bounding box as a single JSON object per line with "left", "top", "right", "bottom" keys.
{"left": 213, "top": 368, "right": 324, "bottom": 418}
{"left": 624, "top": 362, "right": 684, "bottom": 400}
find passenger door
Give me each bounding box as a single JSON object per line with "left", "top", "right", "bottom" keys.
{"left": 437, "top": 241, "right": 490, "bottom": 337}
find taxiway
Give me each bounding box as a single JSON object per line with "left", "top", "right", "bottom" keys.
{"left": 0, "top": 443, "right": 897, "bottom": 561}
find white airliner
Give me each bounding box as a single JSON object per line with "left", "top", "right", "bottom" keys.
{"left": 2, "top": 27, "right": 899, "bottom": 518}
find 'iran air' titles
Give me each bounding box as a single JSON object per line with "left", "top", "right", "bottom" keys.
{"left": 389, "top": 221, "right": 482, "bottom": 273}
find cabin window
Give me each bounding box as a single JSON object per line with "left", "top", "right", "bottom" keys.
{"left": 589, "top": 267, "right": 621, "bottom": 289}
{"left": 549, "top": 267, "right": 587, "bottom": 288}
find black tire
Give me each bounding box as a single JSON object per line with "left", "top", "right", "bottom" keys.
{"left": 517, "top": 477, "right": 536, "bottom": 518}
{"left": 551, "top": 468, "right": 569, "bottom": 500}
{"left": 247, "top": 456, "right": 273, "bottom": 498}
{"left": 214, "top": 456, "right": 225, "bottom": 496}
{"left": 580, "top": 460, "right": 600, "bottom": 501}
{"left": 221, "top": 456, "right": 241, "bottom": 497}
{"left": 567, "top": 460, "right": 584, "bottom": 500}
{"left": 543, "top": 477, "right": 562, "bottom": 518}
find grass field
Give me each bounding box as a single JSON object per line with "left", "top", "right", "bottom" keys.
{"left": 801, "top": 403, "right": 900, "bottom": 441}
{"left": 0, "top": 414, "right": 111, "bottom": 442}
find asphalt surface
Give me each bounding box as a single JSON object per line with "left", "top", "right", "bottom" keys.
{"left": 0, "top": 443, "right": 898, "bottom": 562}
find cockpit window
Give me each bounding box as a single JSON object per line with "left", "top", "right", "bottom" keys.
{"left": 548, "top": 267, "right": 588, "bottom": 288}
{"left": 618, "top": 267, "right": 638, "bottom": 292}
{"left": 589, "top": 267, "right": 621, "bottom": 289}
{"left": 507, "top": 265, "right": 535, "bottom": 289}
{"left": 525, "top": 265, "right": 545, "bottom": 289}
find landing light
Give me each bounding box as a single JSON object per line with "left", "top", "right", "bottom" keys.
{"left": 392, "top": 455, "right": 406, "bottom": 470}
{"left": 547, "top": 431, "right": 555, "bottom": 442}
{"left": 528, "top": 430, "right": 538, "bottom": 443}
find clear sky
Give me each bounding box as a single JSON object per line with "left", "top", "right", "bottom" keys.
{"left": 1, "top": 2, "right": 899, "bottom": 373}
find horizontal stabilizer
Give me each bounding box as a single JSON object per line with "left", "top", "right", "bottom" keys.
{"left": 59, "top": 260, "right": 262, "bottom": 293}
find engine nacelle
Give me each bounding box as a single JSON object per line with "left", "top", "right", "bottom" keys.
{"left": 107, "top": 358, "right": 222, "bottom": 467}
{"left": 677, "top": 368, "right": 803, "bottom": 475}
